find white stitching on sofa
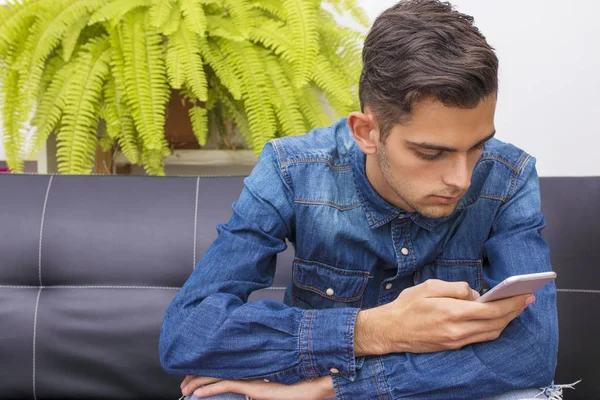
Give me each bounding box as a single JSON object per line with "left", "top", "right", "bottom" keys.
{"left": 32, "top": 287, "right": 42, "bottom": 400}
{"left": 557, "top": 289, "right": 600, "bottom": 294}
{"left": 38, "top": 176, "right": 53, "bottom": 286}
{"left": 193, "top": 177, "right": 200, "bottom": 270}
{"left": 0, "top": 285, "right": 288, "bottom": 290}
{"left": 0, "top": 285, "right": 181, "bottom": 290}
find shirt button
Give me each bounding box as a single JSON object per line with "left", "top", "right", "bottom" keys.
{"left": 263, "top": 379, "right": 270, "bottom": 383}
{"left": 385, "top": 283, "right": 393, "bottom": 290}
{"left": 330, "top": 368, "right": 340, "bottom": 374}
{"left": 401, "top": 247, "right": 409, "bottom": 256}
{"left": 326, "top": 288, "right": 335, "bottom": 296}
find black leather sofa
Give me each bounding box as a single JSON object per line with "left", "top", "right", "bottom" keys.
{"left": 0, "top": 173, "right": 597, "bottom": 399}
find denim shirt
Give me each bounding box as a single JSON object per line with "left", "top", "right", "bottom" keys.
{"left": 160, "top": 118, "right": 558, "bottom": 399}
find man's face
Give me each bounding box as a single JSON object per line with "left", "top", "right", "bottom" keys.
{"left": 367, "top": 96, "right": 497, "bottom": 219}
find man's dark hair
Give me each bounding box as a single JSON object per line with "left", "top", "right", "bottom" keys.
{"left": 359, "top": 0, "right": 498, "bottom": 141}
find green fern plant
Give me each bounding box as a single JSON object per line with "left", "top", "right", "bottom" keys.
{"left": 0, "top": 0, "right": 367, "bottom": 175}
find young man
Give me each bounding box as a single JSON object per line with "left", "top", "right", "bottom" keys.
{"left": 160, "top": 1, "right": 558, "bottom": 398}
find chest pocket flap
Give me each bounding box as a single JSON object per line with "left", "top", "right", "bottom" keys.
{"left": 292, "top": 258, "right": 370, "bottom": 303}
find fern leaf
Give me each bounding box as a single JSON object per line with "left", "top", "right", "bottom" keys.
{"left": 281, "top": 0, "right": 319, "bottom": 88}
{"left": 120, "top": 10, "right": 170, "bottom": 155}
{"left": 0, "top": 0, "right": 44, "bottom": 60}
{"left": 161, "top": 2, "right": 181, "bottom": 35}
{"left": 223, "top": 0, "right": 251, "bottom": 38}
{"left": 180, "top": 0, "right": 206, "bottom": 35}
{"left": 324, "top": 0, "right": 370, "bottom": 28}
{"left": 28, "top": 61, "right": 77, "bottom": 159}
{"left": 1, "top": 68, "right": 25, "bottom": 172}
{"left": 249, "top": 18, "right": 294, "bottom": 63}
{"left": 174, "top": 23, "right": 207, "bottom": 101}
{"left": 312, "top": 54, "right": 354, "bottom": 108}
{"left": 212, "top": 83, "right": 252, "bottom": 145}
{"left": 89, "top": 0, "right": 151, "bottom": 26}
{"left": 215, "top": 38, "right": 276, "bottom": 152}
{"left": 206, "top": 15, "right": 244, "bottom": 41}
{"left": 62, "top": 14, "right": 91, "bottom": 62}
{"left": 264, "top": 56, "right": 305, "bottom": 137}
{"left": 297, "top": 85, "right": 333, "bottom": 129}
{"left": 141, "top": 147, "right": 167, "bottom": 176}
{"left": 149, "top": 0, "right": 173, "bottom": 29}
{"left": 189, "top": 105, "right": 208, "bottom": 146}
{"left": 103, "top": 75, "right": 141, "bottom": 164}
{"left": 56, "top": 35, "right": 111, "bottom": 173}
{"left": 165, "top": 35, "right": 184, "bottom": 89}
{"left": 249, "top": 0, "right": 284, "bottom": 21}
{"left": 198, "top": 37, "right": 242, "bottom": 100}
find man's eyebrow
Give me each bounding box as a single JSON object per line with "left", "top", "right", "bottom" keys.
{"left": 406, "top": 130, "right": 496, "bottom": 152}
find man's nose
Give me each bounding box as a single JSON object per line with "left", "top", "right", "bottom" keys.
{"left": 442, "top": 154, "right": 471, "bottom": 192}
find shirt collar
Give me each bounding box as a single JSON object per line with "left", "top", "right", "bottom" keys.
{"left": 350, "top": 133, "right": 460, "bottom": 231}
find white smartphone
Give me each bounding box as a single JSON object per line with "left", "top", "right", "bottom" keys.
{"left": 476, "top": 271, "right": 557, "bottom": 303}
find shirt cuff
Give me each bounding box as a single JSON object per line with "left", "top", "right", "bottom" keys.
{"left": 332, "top": 357, "right": 388, "bottom": 400}
{"left": 298, "top": 307, "right": 360, "bottom": 381}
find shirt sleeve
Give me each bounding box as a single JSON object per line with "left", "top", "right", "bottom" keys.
{"left": 159, "top": 142, "right": 360, "bottom": 384}
{"left": 333, "top": 157, "right": 559, "bottom": 399}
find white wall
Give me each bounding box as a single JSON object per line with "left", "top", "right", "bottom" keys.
{"left": 357, "top": 0, "right": 600, "bottom": 177}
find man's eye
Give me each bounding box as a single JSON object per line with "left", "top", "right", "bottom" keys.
{"left": 415, "top": 151, "right": 444, "bottom": 161}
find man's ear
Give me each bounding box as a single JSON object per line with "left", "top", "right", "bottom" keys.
{"left": 347, "top": 110, "right": 379, "bottom": 155}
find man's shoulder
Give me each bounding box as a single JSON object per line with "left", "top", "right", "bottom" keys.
{"left": 479, "top": 137, "right": 535, "bottom": 177}
{"left": 268, "top": 118, "right": 355, "bottom": 168}
{"left": 462, "top": 138, "right": 538, "bottom": 208}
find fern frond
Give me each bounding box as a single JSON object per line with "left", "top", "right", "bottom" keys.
{"left": 28, "top": 61, "right": 77, "bottom": 159}
{"left": 120, "top": 10, "right": 170, "bottom": 154}
{"left": 249, "top": 18, "right": 294, "bottom": 63}
{"left": 223, "top": 0, "right": 251, "bottom": 38}
{"left": 172, "top": 23, "right": 207, "bottom": 101}
{"left": 312, "top": 54, "right": 354, "bottom": 108}
{"left": 216, "top": 38, "right": 276, "bottom": 152}
{"left": 324, "top": 0, "right": 370, "bottom": 28}
{"left": 1, "top": 68, "right": 25, "bottom": 172}
{"left": 264, "top": 56, "right": 305, "bottom": 137}
{"left": 180, "top": 0, "right": 206, "bottom": 35}
{"left": 89, "top": 0, "right": 151, "bottom": 26}
{"left": 198, "top": 37, "right": 242, "bottom": 100}
{"left": 160, "top": 1, "right": 181, "bottom": 35}
{"left": 249, "top": 0, "right": 284, "bottom": 21}
{"left": 61, "top": 14, "right": 91, "bottom": 62}
{"left": 297, "top": 85, "right": 334, "bottom": 130}
{"left": 189, "top": 105, "right": 208, "bottom": 146}
{"left": 103, "top": 75, "right": 141, "bottom": 164}
{"left": 212, "top": 83, "right": 252, "bottom": 145}
{"left": 149, "top": 0, "right": 173, "bottom": 29}
{"left": 56, "top": 35, "right": 111, "bottom": 173}
{"left": 206, "top": 15, "right": 244, "bottom": 41}
{"left": 165, "top": 34, "right": 184, "bottom": 90}
{"left": 281, "top": 0, "right": 319, "bottom": 88}
{"left": 0, "top": 0, "right": 44, "bottom": 60}
{"left": 141, "top": 147, "right": 168, "bottom": 176}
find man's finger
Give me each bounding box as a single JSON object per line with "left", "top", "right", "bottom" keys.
{"left": 466, "top": 294, "right": 534, "bottom": 320}
{"left": 194, "top": 380, "right": 251, "bottom": 398}
{"left": 182, "top": 376, "right": 224, "bottom": 396}
{"left": 420, "top": 279, "right": 476, "bottom": 300}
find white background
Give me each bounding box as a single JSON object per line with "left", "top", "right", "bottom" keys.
{"left": 2, "top": 0, "right": 599, "bottom": 176}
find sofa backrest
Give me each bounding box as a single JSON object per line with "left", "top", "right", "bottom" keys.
{"left": 0, "top": 174, "right": 597, "bottom": 399}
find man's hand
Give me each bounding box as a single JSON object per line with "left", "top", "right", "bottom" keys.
{"left": 180, "top": 375, "right": 336, "bottom": 400}
{"left": 355, "top": 279, "right": 535, "bottom": 356}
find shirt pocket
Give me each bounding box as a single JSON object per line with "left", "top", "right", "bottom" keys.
{"left": 414, "top": 258, "right": 483, "bottom": 292}
{"left": 292, "top": 257, "right": 370, "bottom": 309}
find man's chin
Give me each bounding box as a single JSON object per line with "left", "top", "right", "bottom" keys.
{"left": 415, "top": 204, "right": 457, "bottom": 219}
